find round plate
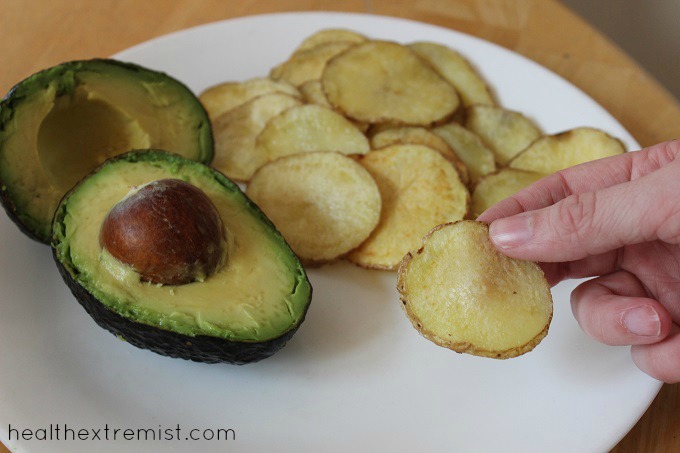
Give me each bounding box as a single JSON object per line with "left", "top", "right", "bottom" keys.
{"left": 0, "top": 12, "right": 660, "bottom": 453}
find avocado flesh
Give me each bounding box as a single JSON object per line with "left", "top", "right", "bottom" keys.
{"left": 38, "top": 87, "right": 151, "bottom": 192}
{"left": 52, "top": 151, "right": 311, "bottom": 362}
{"left": 0, "top": 59, "right": 213, "bottom": 243}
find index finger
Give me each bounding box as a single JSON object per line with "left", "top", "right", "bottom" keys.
{"left": 477, "top": 139, "right": 680, "bottom": 223}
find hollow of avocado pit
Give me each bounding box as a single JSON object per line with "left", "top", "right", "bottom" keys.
{"left": 100, "top": 178, "right": 228, "bottom": 286}
{"left": 51, "top": 150, "right": 312, "bottom": 364}
{"left": 0, "top": 58, "right": 213, "bottom": 243}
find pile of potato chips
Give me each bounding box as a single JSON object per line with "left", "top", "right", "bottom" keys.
{"left": 199, "top": 29, "right": 625, "bottom": 269}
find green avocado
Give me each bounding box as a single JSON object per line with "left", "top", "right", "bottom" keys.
{"left": 51, "top": 150, "right": 311, "bottom": 364}
{"left": 0, "top": 59, "right": 213, "bottom": 243}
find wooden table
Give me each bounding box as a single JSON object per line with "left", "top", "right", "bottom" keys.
{"left": 1, "top": 1, "right": 678, "bottom": 451}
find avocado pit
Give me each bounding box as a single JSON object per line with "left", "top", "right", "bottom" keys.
{"left": 99, "top": 178, "right": 227, "bottom": 285}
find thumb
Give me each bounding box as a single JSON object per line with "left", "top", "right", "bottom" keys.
{"left": 488, "top": 163, "right": 680, "bottom": 262}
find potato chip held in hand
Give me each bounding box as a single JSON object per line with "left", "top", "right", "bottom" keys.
{"left": 397, "top": 221, "right": 553, "bottom": 359}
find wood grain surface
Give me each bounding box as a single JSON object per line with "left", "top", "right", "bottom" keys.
{"left": 0, "top": 1, "right": 678, "bottom": 452}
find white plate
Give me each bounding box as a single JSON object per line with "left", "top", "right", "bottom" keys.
{"left": 0, "top": 12, "right": 661, "bottom": 453}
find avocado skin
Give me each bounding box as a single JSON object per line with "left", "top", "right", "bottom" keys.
{"left": 0, "top": 177, "right": 43, "bottom": 242}
{"left": 53, "top": 256, "right": 306, "bottom": 364}
{"left": 0, "top": 58, "right": 214, "bottom": 244}
{"left": 51, "top": 150, "right": 312, "bottom": 364}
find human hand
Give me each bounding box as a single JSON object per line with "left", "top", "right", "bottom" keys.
{"left": 477, "top": 139, "right": 680, "bottom": 383}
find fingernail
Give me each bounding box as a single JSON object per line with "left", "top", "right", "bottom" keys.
{"left": 623, "top": 306, "right": 660, "bottom": 336}
{"left": 489, "top": 215, "right": 532, "bottom": 249}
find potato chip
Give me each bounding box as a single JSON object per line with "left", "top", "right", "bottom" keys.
{"left": 471, "top": 168, "right": 543, "bottom": 217}
{"left": 432, "top": 122, "right": 496, "bottom": 185}
{"left": 409, "top": 41, "right": 495, "bottom": 107}
{"left": 370, "top": 126, "right": 469, "bottom": 185}
{"left": 299, "top": 80, "right": 369, "bottom": 132}
{"left": 347, "top": 145, "right": 469, "bottom": 270}
{"left": 509, "top": 127, "right": 625, "bottom": 173}
{"left": 199, "top": 77, "right": 301, "bottom": 121}
{"left": 255, "top": 104, "right": 370, "bottom": 162}
{"left": 298, "top": 79, "right": 332, "bottom": 107}
{"left": 211, "top": 93, "right": 302, "bottom": 181}
{"left": 366, "top": 122, "right": 403, "bottom": 137}
{"left": 398, "top": 221, "right": 552, "bottom": 359}
{"left": 322, "top": 41, "right": 459, "bottom": 125}
{"left": 247, "top": 152, "right": 381, "bottom": 264}
{"left": 294, "top": 28, "right": 368, "bottom": 54}
{"left": 465, "top": 105, "right": 542, "bottom": 165}
{"left": 270, "top": 41, "right": 355, "bottom": 87}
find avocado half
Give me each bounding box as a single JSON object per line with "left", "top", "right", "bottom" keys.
{"left": 0, "top": 59, "right": 213, "bottom": 243}
{"left": 51, "top": 150, "right": 312, "bottom": 364}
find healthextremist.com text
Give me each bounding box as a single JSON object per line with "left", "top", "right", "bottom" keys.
{"left": 6, "top": 423, "right": 236, "bottom": 442}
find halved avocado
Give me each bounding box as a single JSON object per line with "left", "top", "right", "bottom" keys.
{"left": 0, "top": 59, "right": 213, "bottom": 243}
{"left": 51, "top": 150, "right": 311, "bottom": 364}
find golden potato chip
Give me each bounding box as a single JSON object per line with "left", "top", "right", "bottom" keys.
{"left": 432, "top": 122, "right": 496, "bottom": 185}
{"left": 322, "top": 41, "right": 459, "bottom": 125}
{"left": 212, "top": 92, "right": 302, "bottom": 181}
{"left": 298, "top": 79, "right": 333, "bottom": 108}
{"left": 299, "top": 80, "right": 369, "bottom": 132}
{"left": 370, "top": 126, "right": 469, "bottom": 185}
{"left": 471, "top": 168, "right": 543, "bottom": 218}
{"left": 509, "top": 127, "right": 626, "bottom": 173}
{"left": 270, "top": 41, "right": 355, "bottom": 87}
{"left": 199, "top": 77, "right": 301, "bottom": 121}
{"left": 347, "top": 145, "right": 469, "bottom": 270}
{"left": 294, "top": 28, "right": 368, "bottom": 54}
{"left": 398, "top": 221, "right": 552, "bottom": 359}
{"left": 246, "top": 152, "right": 381, "bottom": 264}
{"left": 409, "top": 41, "right": 495, "bottom": 107}
{"left": 255, "top": 104, "right": 370, "bottom": 162}
{"left": 366, "top": 122, "right": 402, "bottom": 137}
{"left": 465, "top": 105, "right": 542, "bottom": 165}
